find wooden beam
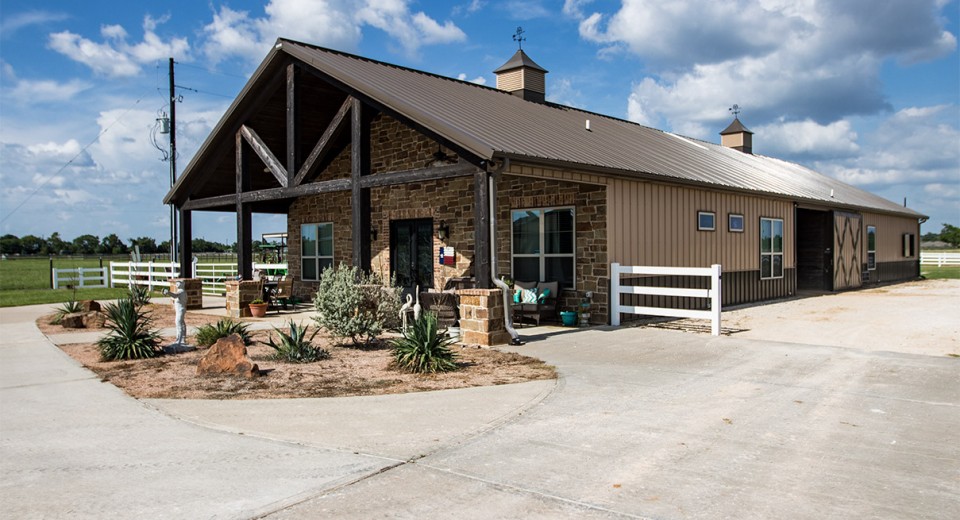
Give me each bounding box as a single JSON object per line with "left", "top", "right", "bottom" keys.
{"left": 181, "top": 177, "right": 353, "bottom": 210}
{"left": 236, "top": 133, "right": 253, "bottom": 280}
{"left": 286, "top": 63, "right": 300, "bottom": 188}
{"left": 360, "top": 161, "right": 478, "bottom": 189}
{"left": 474, "top": 169, "right": 491, "bottom": 288}
{"left": 240, "top": 125, "right": 287, "bottom": 188}
{"left": 179, "top": 209, "right": 193, "bottom": 278}
{"left": 351, "top": 98, "right": 372, "bottom": 270}
{"left": 293, "top": 96, "right": 352, "bottom": 186}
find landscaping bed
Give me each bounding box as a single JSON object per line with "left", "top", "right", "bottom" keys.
{"left": 39, "top": 303, "right": 556, "bottom": 400}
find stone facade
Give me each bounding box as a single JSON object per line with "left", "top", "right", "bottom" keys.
{"left": 458, "top": 288, "right": 511, "bottom": 346}
{"left": 225, "top": 280, "right": 265, "bottom": 318}
{"left": 168, "top": 278, "right": 203, "bottom": 310}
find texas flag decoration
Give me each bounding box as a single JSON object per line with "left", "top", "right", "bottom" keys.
{"left": 439, "top": 246, "right": 455, "bottom": 266}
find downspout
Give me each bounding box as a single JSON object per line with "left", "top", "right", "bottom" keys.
{"left": 487, "top": 158, "right": 524, "bottom": 345}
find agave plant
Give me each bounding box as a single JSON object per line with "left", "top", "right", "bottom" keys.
{"left": 128, "top": 284, "right": 151, "bottom": 307}
{"left": 51, "top": 299, "right": 83, "bottom": 325}
{"left": 391, "top": 312, "right": 459, "bottom": 374}
{"left": 97, "top": 297, "right": 161, "bottom": 361}
{"left": 195, "top": 318, "right": 252, "bottom": 347}
{"left": 262, "top": 320, "right": 328, "bottom": 363}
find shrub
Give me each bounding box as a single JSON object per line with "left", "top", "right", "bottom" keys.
{"left": 128, "top": 284, "right": 151, "bottom": 307}
{"left": 392, "top": 312, "right": 459, "bottom": 374}
{"left": 313, "top": 264, "right": 402, "bottom": 347}
{"left": 97, "top": 297, "right": 161, "bottom": 361}
{"left": 194, "top": 318, "right": 252, "bottom": 347}
{"left": 262, "top": 320, "right": 329, "bottom": 363}
{"left": 51, "top": 299, "right": 83, "bottom": 325}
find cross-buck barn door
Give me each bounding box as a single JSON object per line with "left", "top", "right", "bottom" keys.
{"left": 832, "top": 211, "right": 863, "bottom": 290}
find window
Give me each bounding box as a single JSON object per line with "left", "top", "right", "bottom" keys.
{"left": 760, "top": 218, "right": 784, "bottom": 279}
{"left": 301, "top": 223, "right": 333, "bottom": 281}
{"left": 867, "top": 226, "right": 877, "bottom": 270}
{"left": 903, "top": 233, "right": 916, "bottom": 257}
{"left": 511, "top": 207, "right": 575, "bottom": 289}
{"left": 728, "top": 213, "right": 744, "bottom": 232}
{"left": 698, "top": 211, "right": 716, "bottom": 231}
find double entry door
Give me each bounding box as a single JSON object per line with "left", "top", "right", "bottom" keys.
{"left": 390, "top": 218, "right": 433, "bottom": 296}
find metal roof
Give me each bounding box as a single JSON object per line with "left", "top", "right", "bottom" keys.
{"left": 169, "top": 39, "right": 924, "bottom": 219}
{"left": 493, "top": 49, "right": 548, "bottom": 73}
{"left": 720, "top": 118, "right": 753, "bottom": 135}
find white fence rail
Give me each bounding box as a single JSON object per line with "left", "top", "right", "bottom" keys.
{"left": 108, "top": 260, "right": 288, "bottom": 295}
{"left": 920, "top": 252, "right": 960, "bottom": 267}
{"left": 610, "top": 263, "right": 722, "bottom": 336}
{"left": 52, "top": 267, "right": 108, "bottom": 289}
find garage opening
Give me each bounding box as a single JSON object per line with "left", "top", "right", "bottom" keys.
{"left": 796, "top": 208, "right": 832, "bottom": 291}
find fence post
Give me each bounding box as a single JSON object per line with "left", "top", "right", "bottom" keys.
{"left": 52, "top": 268, "right": 58, "bottom": 289}
{"left": 710, "top": 264, "right": 722, "bottom": 336}
{"left": 148, "top": 259, "right": 154, "bottom": 289}
{"left": 610, "top": 262, "right": 621, "bottom": 326}
{"left": 79, "top": 268, "right": 85, "bottom": 288}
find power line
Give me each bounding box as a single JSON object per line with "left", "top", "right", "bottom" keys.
{"left": 0, "top": 90, "right": 151, "bottom": 226}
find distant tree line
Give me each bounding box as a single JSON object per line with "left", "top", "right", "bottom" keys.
{"left": 921, "top": 223, "right": 960, "bottom": 247}
{"left": 0, "top": 233, "right": 234, "bottom": 256}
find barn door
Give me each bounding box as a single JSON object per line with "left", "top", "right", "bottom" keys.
{"left": 832, "top": 212, "right": 863, "bottom": 290}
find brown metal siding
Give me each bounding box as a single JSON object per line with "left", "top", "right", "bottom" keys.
{"left": 606, "top": 177, "right": 795, "bottom": 271}
{"left": 862, "top": 212, "right": 921, "bottom": 263}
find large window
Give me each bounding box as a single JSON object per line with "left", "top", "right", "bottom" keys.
{"left": 301, "top": 223, "right": 333, "bottom": 281}
{"left": 867, "top": 225, "right": 877, "bottom": 270}
{"left": 760, "top": 217, "right": 784, "bottom": 279}
{"left": 512, "top": 207, "right": 575, "bottom": 289}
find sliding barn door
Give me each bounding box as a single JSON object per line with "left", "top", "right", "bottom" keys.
{"left": 833, "top": 212, "right": 863, "bottom": 290}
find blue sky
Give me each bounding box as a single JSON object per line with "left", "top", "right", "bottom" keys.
{"left": 1, "top": 0, "right": 958, "bottom": 245}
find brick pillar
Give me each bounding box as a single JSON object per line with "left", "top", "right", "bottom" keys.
{"left": 457, "top": 288, "right": 511, "bottom": 346}
{"left": 169, "top": 278, "right": 202, "bottom": 310}
{"left": 225, "top": 280, "right": 263, "bottom": 318}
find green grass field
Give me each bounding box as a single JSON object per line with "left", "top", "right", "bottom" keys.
{"left": 0, "top": 257, "right": 144, "bottom": 307}
{"left": 921, "top": 265, "right": 960, "bottom": 279}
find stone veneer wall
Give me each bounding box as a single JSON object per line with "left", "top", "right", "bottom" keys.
{"left": 458, "top": 288, "right": 510, "bottom": 346}
{"left": 495, "top": 174, "right": 608, "bottom": 324}
{"left": 225, "top": 280, "right": 265, "bottom": 318}
{"left": 287, "top": 191, "right": 353, "bottom": 301}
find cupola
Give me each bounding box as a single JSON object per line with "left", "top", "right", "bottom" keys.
{"left": 720, "top": 115, "right": 754, "bottom": 154}
{"left": 494, "top": 49, "right": 548, "bottom": 103}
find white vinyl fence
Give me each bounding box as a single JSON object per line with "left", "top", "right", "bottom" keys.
{"left": 610, "top": 263, "right": 722, "bottom": 336}
{"left": 108, "top": 260, "right": 288, "bottom": 295}
{"left": 920, "top": 252, "right": 960, "bottom": 267}
{"left": 52, "top": 267, "right": 108, "bottom": 289}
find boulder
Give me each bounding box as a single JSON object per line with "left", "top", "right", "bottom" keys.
{"left": 60, "top": 312, "right": 86, "bottom": 329}
{"left": 80, "top": 300, "right": 101, "bottom": 312}
{"left": 197, "top": 334, "right": 259, "bottom": 379}
{"left": 82, "top": 311, "right": 106, "bottom": 329}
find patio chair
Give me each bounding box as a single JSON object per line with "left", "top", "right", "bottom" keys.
{"left": 268, "top": 276, "right": 294, "bottom": 311}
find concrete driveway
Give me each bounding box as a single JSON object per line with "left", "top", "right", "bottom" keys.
{"left": 2, "top": 281, "right": 959, "bottom": 518}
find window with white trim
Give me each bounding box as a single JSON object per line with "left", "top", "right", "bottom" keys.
{"left": 760, "top": 217, "right": 784, "bottom": 279}
{"left": 301, "top": 222, "right": 333, "bottom": 281}
{"left": 511, "top": 207, "right": 575, "bottom": 289}
{"left": 867, "top": 225, "right": 877, "bottom": 270}
{"left": 698, "top": 211, "right": 716, "bottom": 231}
{"left": 728, "top": 213, "right": 744, "bottom": 232}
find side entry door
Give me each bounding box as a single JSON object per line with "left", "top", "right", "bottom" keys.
{"left": 390, "top": 218, "right": 434, "bottom": 295}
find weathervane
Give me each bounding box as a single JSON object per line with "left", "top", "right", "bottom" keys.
{"left": 729, "top": 104, "right": 741, "bottom": 119}
{"left": 513, "top": 26, "right": 526, "bottom": 50}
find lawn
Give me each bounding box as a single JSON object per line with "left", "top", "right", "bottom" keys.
{"left": 0, "top": 256, "right": 153, "bottom": 307}
{"left": 921, "top": 265, "right": 960, "bottom": 280}
{"left": 0, "top": 287, "right": 133, "bottom": 308}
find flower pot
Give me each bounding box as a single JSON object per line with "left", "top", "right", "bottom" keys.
{"left": 560, "top": 311, "right": 578, "bottom": 326}
{"left": 248, "top": 303, "right": 268, "bottom": 318}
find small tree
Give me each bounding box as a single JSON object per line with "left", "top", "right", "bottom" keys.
{"left": 940, "top": 223, "right": 960, "bottom": 247}
{"left": 313, "top": 264, "right": 402, "bottom": 348}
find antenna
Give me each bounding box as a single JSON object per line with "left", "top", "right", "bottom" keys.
{"left": 513, "top": 27, "right": 526, "bottom": 50}
{"left": 729, "top": 104, "right": 741, "bottom": 119}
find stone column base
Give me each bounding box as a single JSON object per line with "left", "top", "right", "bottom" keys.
{"left": 457, "top": 288, "right": 510, "bottom": 346}
{"left": 169, "top": 278, "right": 203, "bottom": 310}
{"left": 225, "top": 280, "right": 263, "bottom": 318}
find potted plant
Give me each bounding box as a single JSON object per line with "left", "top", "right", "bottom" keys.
{"left": 248, "top": 298, "right": 268, "bottom": 318}
{"left": 560, "top": 308, "right": 578, "bottom": 327}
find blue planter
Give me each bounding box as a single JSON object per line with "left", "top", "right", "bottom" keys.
{"left": 560, "top": 311, "right": 578, "bottom": 326}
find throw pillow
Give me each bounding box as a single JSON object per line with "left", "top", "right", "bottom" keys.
{"left": 537, "top": 288, "right": 551, "bottom": 303}
{"left": 520, "top": 288, "right": 538, "bottom": 304}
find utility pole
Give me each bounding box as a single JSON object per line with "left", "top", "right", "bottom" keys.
{"left": 168, "top": 57, "right": 178, "bottom": 264}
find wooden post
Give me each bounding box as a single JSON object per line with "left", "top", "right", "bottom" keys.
{"left": 474, "top": 170, "right": 491, "bottom": 288}
{"left": 179, "top": 209, "right": 193, "bottom": 278}
{"left": 350, "top": 98, "right": 371, "bottom": 271}
{"left": 236, "top": 132, "right": 253, "bottom": 280}
{"left": 286, "top": 63, "right": 300, "bottom": 188}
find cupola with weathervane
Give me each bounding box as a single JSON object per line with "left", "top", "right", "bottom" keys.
{"left": 494, "top": 27, "right": 548, "bottom": 103}
{"left": 720, "top": 104, "right": 753, "bottom": 154}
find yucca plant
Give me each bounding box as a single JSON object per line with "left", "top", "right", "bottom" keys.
{"left": 51, "top": 299, "right": 83, "bottom": 325}
{"left": 128, "top": 284, "right": 151, "bottom": 307}
{"left": 195, "top": 318, "right": 252, "bottom": 347}
{"left": 262, "top": 320, "right": 329, "bottom": 363}
{"left": 97, "top": 297, "right": 161, "bottom": 361}
{"left": 392, "top": 312, "right": 459, "bottom": 374}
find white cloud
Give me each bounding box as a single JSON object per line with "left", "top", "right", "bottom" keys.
{"left": 7, "top": 77, "right": 90, "bottom": 104}
{"left": 48, "top": 16, "right": 190, "bottom": 77}
{"left": 203, "top": 0, "right": 465, "bottom": 63}
{"left": 457, "top": 73, "right": 487, "bottom": 85}
{"left": 0, "top": 10, "right": 68, "bottom": 37}
{"left": 756, "top": 119, "right": 860, "bottom": 159}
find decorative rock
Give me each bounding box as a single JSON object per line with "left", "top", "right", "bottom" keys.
{"left": 61, "top": 312, "right": 86, "bottom": 329}
{"left": 196, "top": 334, "right": 259, "bottom": 379}
{"left": 82, "top": 311, "right": 106, "bottom": 329}
{"left": 79, "top": 300, "right": 101, "bottom": 312}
